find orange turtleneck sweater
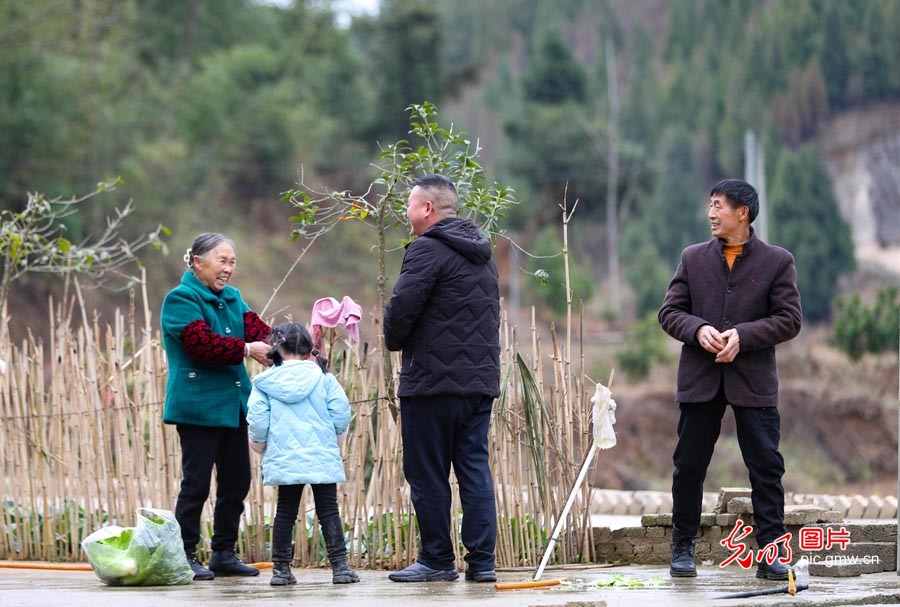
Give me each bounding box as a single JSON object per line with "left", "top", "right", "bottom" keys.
{"left": 723, "top": 242, "right": 743, "bottom": 270}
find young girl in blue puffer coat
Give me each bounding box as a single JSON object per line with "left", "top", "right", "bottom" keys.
{"left": 247, "top": 322, "right": 359, "bottom": 586}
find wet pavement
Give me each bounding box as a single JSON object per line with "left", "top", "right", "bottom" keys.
{"left": 3, "top": 563, "right": 900, "bottom": 607}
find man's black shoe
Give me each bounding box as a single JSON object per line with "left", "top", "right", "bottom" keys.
{"left": 669, "top": 538, "right": 697, "bottom": 578}
{"left": 209, "top": 549, "right": 260, "bottom": 577}
{"left": 756, "top": 544, "right": 791, "bottom": 580}
{"left": 389, "top": 562, "right": 459, "bottom": 582}
{"left": 464, "top": 569, "right": 497, "bottom": 582}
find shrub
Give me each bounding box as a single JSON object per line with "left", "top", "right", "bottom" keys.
{"left": 616, "top": 313, "right": 671, "bottom": 380}
{"left": 831, "top": 286, "right": 900, "bottom": 360}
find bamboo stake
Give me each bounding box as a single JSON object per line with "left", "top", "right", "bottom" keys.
{"left": 561, "top": 194, "right": 578, "bottom": 522}
{"left": 17, "top": 342, "right": 37, "bottom": 559}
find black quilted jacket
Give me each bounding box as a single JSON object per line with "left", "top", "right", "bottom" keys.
{"left": 384, "top": 217, "right": 500, "bottom": 398}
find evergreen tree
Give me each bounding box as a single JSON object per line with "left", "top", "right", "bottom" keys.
{"left": 365, "top": 0, "right": 446, "bottom": 140}
{"left": 504, "top": 28, "right": 601, "bottom": 225}
{"left": 523, "top": 34, "right": 588, "bottom": 104}
{"left": 819, "top": 0, "right": 849, "bottom": 110}
{"left": 881, "top": 0, "right": 900, "bottom": 96}
{"left": 664, "top": 0, "right": 701, "bottom": 62}
{"left": 768, "top": 146, "right": 855, "bottom": 322}
{"left": 133, "top": 0, "right": 262, "bottom": 68}
{"left": 855, "top": 1, "right": 892, "bottom": 100}
{"left": 503, "top": 102, "right": 603, "bottom": 219}
{"left": 0, "top": 1, "right": 147, "bottom": 226}
{"left": 653, "top": 127, "right": 708, "bottom": 263}
{"left": 771, "top": 59, "right": 830, "bottom": 145}
{"left": 624, "top": 245, "right": 676, "bottom": 320}
{"left": 659, "top": 61, "right": 707, "bottom": 137}
{"left": 620, "top": 25, "right": 660, "bottom": 144}
{"left": 622, "top": 125, "right": 707, "bottom": 317}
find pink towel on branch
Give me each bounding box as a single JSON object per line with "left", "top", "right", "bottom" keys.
{"left": 310, "top": 296, "right": 363, "bottom": 352}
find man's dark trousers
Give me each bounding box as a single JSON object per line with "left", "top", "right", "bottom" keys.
{"left": 400, "top": 394, "right": 497, "bottom": 572}
{"left": 671, "top": 385, "right": 786, "bottom": 547}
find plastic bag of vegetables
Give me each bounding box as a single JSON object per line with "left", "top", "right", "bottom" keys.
{"left": 82, "top": 508, "right": 193, "bottom": 586}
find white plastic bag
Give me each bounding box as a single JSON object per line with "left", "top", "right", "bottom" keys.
{"left": 82, "top": 508, "right": 193, "bottom": 586}
{"left": 590, "top": 382, "right": 617, "bottom": 449}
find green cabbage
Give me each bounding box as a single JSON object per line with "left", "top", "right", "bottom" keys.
{"left": 82, "top": 509, "right": 193, "bottom": 586}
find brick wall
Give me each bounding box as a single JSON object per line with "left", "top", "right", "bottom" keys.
{"left": 591, "top": 487, "right": 898, "bottom": 577}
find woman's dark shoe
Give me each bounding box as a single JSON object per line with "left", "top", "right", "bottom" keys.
{"left": 270, "top": 562, "right": 297, "bottom": 586}
{"left": 186, "top": 551, "right": 215, "bottom": 581}
{"left": 208, "top": 549, "right": 260, "bottom": 577}
{"left": 669, "top": 538, "right": 697, "bottom": 578}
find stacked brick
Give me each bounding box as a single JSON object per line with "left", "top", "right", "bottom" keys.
{"left": 588, "top": 488, "right": 898, "bottom": 519}
{"left": 591, "top": 487, "right": 897, "bottom": 577}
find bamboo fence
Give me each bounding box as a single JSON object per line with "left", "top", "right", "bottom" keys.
{"left": 0, "top": 280, "right": 601, "bottom": 569}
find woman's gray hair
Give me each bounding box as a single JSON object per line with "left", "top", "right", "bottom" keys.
{"left": 184, "top": 233, "right": 234, "bottom": 269}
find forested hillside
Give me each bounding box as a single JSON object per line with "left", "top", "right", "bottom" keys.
{"left": 2, "top": 0, "right": 899, "bottom": 339}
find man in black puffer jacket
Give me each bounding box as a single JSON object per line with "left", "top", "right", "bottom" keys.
{"left": 384, "top": 174, "right": 499, "bottom": 584}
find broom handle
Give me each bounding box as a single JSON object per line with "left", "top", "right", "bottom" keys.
{"left": 533, "top": 442, "right": 598, "bottom": 581}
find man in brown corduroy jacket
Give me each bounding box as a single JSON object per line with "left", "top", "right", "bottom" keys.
{"left": 659, "top": 179, "right": 802, "bottom": 581}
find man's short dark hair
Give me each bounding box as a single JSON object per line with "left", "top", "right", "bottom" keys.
{"left": 412, "top": 174, "right": 458, "bottom": 215}
{"left": 710, "top": 179, "right": 759, "bottom": 223}
{"left": 412, "top": 174, "right": 457, "bottom": 192}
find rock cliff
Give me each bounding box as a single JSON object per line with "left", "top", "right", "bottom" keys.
{"left": 821, "top": 104, "right": 900, "bottom": 276}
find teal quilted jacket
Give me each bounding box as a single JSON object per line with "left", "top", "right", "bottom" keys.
{"left": 161, "top": 271, "right": 251, "bottom": 428}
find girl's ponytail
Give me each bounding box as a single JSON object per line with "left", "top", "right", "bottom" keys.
{"left": 311, "top": 349, "right": 329, "bottom": 374}
{"left": 266, "top": 329, "right": 286, "bottom": 366}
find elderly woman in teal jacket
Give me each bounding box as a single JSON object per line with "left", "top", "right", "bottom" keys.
{"left": 161, "top": 233, "right": 272, "bottom": 581}
{"left": 247, "top": 322, "right": 359, "bottom": 587}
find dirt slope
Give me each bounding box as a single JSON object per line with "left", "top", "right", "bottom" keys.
{"left": 589, "top": 342, "right": 898, "bottom": 496}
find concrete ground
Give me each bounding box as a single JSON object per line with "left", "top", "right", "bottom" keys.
{"left": 3, "top": 564, "right": 900, "bottom": 607}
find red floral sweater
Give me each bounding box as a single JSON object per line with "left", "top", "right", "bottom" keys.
{"left": 180, "top": 311, "right": 271, "bottom": 365}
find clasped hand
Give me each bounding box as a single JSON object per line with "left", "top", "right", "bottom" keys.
{"left": 696, "top": 325, "right": 740, "bottom": 363}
